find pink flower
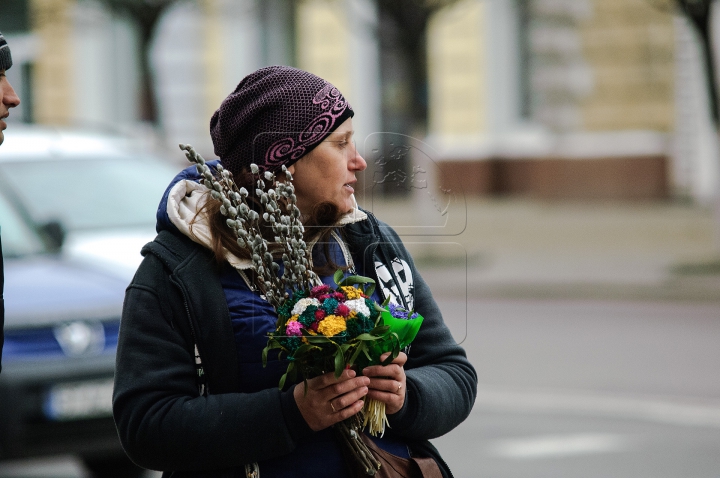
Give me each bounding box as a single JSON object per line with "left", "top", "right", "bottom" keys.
{"left": 332, "top": 292, "right": 345, "bottom": 301}
{"left": 310, "top": 321, "right": 320, "bottom": 332}
{"left": 286, "top": 321, "right": 302, "bottom": 337}
{"left": 335, "top": 303, "right": 350, "bottom": 317}
{"left": 315, "top": 309, "right": 326, "bottom": 320}
{"left": 311, "top": 284, "right": 331, "bottom": 298}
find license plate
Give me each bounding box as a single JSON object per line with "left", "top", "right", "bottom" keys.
{"left": 44, "top": 378, "right": 114, "bottom": 421}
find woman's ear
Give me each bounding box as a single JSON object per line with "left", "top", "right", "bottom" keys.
{"left": 287, "top": 164, "right": 295, "bottom": 175}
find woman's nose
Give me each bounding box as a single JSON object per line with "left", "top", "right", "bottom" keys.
{"left": 350, "top": 145, "right": 367, "bottom": 172}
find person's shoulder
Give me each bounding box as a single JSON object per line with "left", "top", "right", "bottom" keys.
{"left": 130, "top": 230, "right": 204, "bottom": 288}
{"left": 142, "top": 230, "right": 203, "bottom": 267}
{"left": 365, "top": 209, "right": 404, "bottom": 243}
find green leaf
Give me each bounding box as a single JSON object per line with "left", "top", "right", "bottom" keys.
{"left": 292, "top": 343, "right": 319, "bottom": 357}
{"left": 365, "top": 283, "right": 376, "bottom": 297}
{"left": 262, "top": 346, "right": 269, "bottom": 367}
{"left": 380, "top": 342, "right": 400, "bottom": 366}
{"left": 278, "top": 362, "right": 295, "bottom": 390}
{"left": 333, "top": 269, "right": 344, "bottom": 286}
{"left": 369, "top": 325, "right": 390, "bottom": 335}
{"left": 334, "top": 347, "right": 345, "bottom": 378}
{"left": 304, "top": 335, "right": 332, "bottom": 344}
{"left": 355, "top": 333, "right": 383, "bottom": 341}
{"left": 337, "top": 275, "right": 376, "bottom": 287}
{"left": 348, "top": 342, "right": 366, "bottom": 366}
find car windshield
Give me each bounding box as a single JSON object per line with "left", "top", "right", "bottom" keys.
{"left": 0, "top": 156, "right": 178, "bottom": 231}
{"left": 0, "top": 191, "right": 46, "bottom": 257}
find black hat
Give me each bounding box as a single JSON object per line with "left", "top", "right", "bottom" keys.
{"left": 0, "top": 31, "right": 12, "bottom": 71}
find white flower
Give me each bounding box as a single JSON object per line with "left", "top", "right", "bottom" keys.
{"left": 345, "top": 299, "right": 370, "bottom": 317}
{"left": 291, "top": 297, "right": 321, "bottom": 316}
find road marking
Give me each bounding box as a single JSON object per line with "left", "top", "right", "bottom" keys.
{"left": 475, "top": 386, "right": 720, "bottom": 429}
{"left": 487, "top": 433, "right": 629, "bottom": 459}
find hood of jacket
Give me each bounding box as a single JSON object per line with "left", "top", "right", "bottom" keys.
{"left": 156, "top": 161, "right": 368, "bottom": 270}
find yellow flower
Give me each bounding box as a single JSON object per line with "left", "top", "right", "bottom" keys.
{"left": 288, "top": 315, "right": 299, "bottom": 323}
{"left": 317, "top": 315, "right": 347, "bottom": 337}
{"left": 341, "top": 286, "right": 363, "bottom": 300}
{"left": 348, "top": 311, "right": 357, "bottom": 319}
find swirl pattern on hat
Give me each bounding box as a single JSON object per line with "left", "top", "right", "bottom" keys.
{"left": 210, "top": 66, "right": 353, "bottom": 175}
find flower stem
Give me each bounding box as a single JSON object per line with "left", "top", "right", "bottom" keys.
{"left": 362, "top": 398, "right": 389, "bottom": 437}
{"left": 334, "top": 417, "right": 381, "bottom": 475}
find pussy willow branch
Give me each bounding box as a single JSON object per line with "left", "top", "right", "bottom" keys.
{"left": 179, "top": 144, "right": 319, "bottom": 309}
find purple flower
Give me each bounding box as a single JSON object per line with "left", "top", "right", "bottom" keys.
{"left": 388, "top": 303, "right": 418, "bottom": 320}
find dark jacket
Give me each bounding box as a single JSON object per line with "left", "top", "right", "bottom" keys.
{"left": 1, "top": 235, "right": 4, "bottom": 374}
{"left": 113, "top": 212, "right": 477, "bottom": 477}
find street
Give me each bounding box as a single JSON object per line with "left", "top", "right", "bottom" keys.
{"left": 2, "top": 298, "right": 718, "bottom": 477}
{"left": 432, "top": 298, "right": 720, "bottom": 478}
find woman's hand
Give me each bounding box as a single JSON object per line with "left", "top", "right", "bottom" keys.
{"left": 293, "top": 369, "right": 370, "bottom": 431}
{"left": 363, "top": 352, "right": 407, "bottom": 415}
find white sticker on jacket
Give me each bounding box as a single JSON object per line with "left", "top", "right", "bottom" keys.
{"left": 375, "top": 258, "right": 414, "bottom": 310}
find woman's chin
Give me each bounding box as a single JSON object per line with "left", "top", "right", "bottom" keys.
{"left": 340, "top": 198, "right": 356, "bottom": 215}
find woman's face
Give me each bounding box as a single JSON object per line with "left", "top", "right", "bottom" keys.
{"left": 288, "top": 118, "right": 367, "bottom": 215}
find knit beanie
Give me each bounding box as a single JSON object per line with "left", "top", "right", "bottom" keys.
{"left": 0, "top": 31, "right": 12, "bottom": 71}
{"left": 210, "top": 66, "right": 354, "bottom": 175}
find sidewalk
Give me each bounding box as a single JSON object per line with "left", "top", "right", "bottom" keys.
{"left": 366, "top": 197, "right": 720, "bottom": 302}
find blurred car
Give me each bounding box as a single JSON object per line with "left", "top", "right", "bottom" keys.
{"left": 0, "top": 187, "right": 144, "bottom": 477}
{"left": 0, "top": 127, "right": 180, "bottom": 477}
{"left": 0, "top": 126, "right": 179, "bottom": 281}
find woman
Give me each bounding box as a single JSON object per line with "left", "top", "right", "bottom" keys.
{"left": 113, "top": 66, "right": 476, "bottom": 478}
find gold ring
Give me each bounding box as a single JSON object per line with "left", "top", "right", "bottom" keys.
{"left": 331, "top": 402, "right": 336, "bottom": 413}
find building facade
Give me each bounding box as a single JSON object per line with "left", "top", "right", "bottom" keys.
{"left": 428, "top": 0, "right": 718, "bottom": 202}
{"left": 0, "top": 0, "right": 716, "bottom": 202}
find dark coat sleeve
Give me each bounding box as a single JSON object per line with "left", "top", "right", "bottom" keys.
{"left": 378, "top": 227, "right": 477, "bottom": 440}
{"left": 1, "top": 234, "right": 4, "bottom": 374}
{"left": 112, "top": 253, "right": 312, "bottom": 472}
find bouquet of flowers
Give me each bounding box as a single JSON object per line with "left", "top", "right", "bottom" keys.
{"left": 179, "top": 144, "right": 424, "bottom": 475}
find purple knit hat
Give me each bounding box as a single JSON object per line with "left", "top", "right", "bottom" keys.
{"left": 210, "top": 66, "right": 354, "bottom": 175}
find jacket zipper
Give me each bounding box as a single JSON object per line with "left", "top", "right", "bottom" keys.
{"left": 170, "top": 275, "right": 208, "bottom": 396}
